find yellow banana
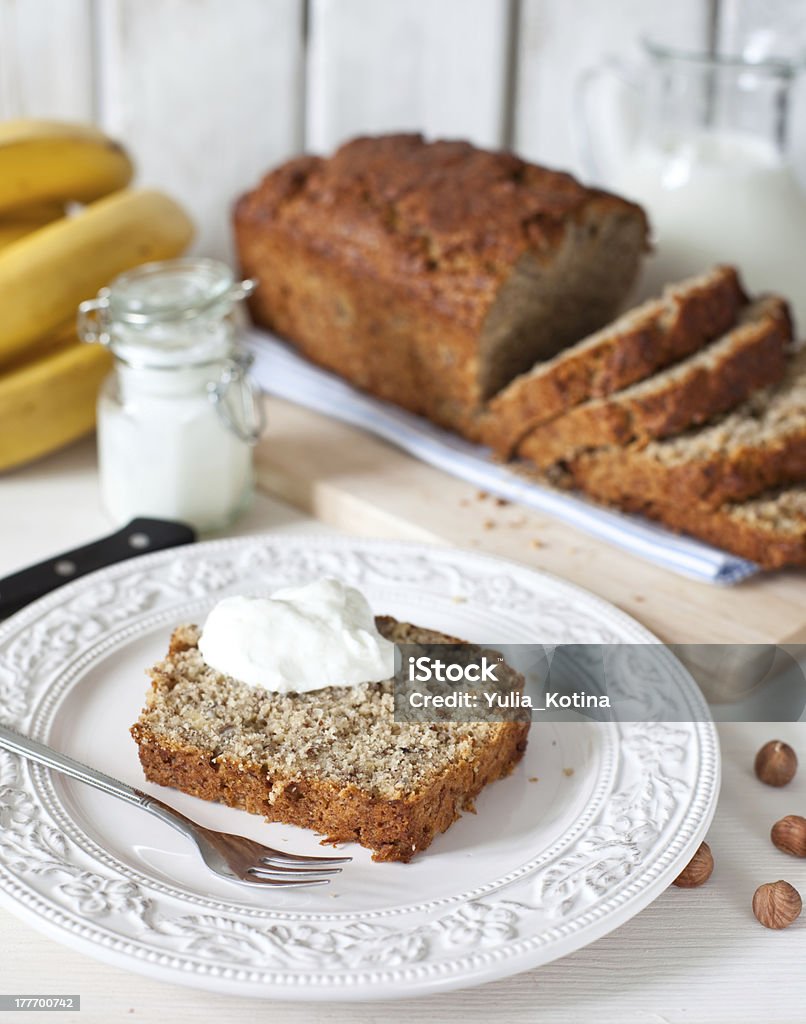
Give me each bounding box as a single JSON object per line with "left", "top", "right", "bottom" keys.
{"left": 0, "top": 120, "right": 133, "bottom": 213}
{"left": 0, "top": 333, "right": 112, "bottom": 472}
{"left": 0, "top": 319, "right": 76, "bottom": 373}
{"left": 0, "top": 201, "right": 65, "bottom": 250}
{"left": 0, "top": 188, "right": 194, "bottom": 366}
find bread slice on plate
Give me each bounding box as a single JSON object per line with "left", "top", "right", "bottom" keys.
{"left": 482, "top": 265, "right": 747, "bottom": 456}
{"left": 131, "top": 618, "right": 529, "bottom": 863}
{"left": 518, "top": 295, "right": 792, "bottom": 470}
{"left": 569, "top": 348, "right": 806, "bottom": 510}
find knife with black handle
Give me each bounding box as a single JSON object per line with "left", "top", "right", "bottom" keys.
{"left": 0, "top": 518, "right": 196, "bottom": 619}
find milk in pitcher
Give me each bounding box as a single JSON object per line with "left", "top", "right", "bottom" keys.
{"left": 617, "top": 130, "right": 806, "bottom": 323}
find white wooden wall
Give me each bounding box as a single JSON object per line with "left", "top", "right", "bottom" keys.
{"left": 306, "top": 0, "right": 513, "bottom": 152}
{"left": 0, "top": 0, "right": 745, "bottom": 259}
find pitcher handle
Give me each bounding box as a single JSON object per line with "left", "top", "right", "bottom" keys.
{"left": 573, "top": 56, "right": 640, "bottom": 186}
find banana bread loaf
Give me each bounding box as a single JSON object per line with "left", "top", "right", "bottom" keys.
{"left": 482, "top": 265, "right": 747, "bottom": 456}
{"left": 234, "top": 134, "right": 649, "bottom": 437}
{"left": 131, "top": 618, "right": 529, "bottom": 863}
{"left": 518, "top": 295, "right": 792, "bottom": 470}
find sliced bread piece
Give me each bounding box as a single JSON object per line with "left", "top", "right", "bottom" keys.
{"left": 131, "top": 618, "right": 529, "bottom": 863}
{"left": 618, "top": 486, "right": 806, "bottom": 570}
{"left": 482, "top": 265, "right": 747, "bottom": 456}
{"left": 570, "top": 349, "right": 806, "bottom": 509}
{"left": 518, "top": 295, "right": 792, "bottom": 471}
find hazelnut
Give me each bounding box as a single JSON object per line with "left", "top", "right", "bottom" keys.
{"left": 771, "top": 815, "right": 806, "bottom": 857}
{"left": 752, "top": 880, "right": 802, "bottom": 929}
{"left": 755, "top": 740, "right": 798, "bottom": 787}
{"left": 672, "top": 841, "right": 714, "bottom": 888}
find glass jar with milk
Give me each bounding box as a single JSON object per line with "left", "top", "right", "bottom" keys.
{"left": 577, "top": 39, "right": 806, "bottom": 325}
{"left": 78, "top": 258, "right": 264, "bottom": 532}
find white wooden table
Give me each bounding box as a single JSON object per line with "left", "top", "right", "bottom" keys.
{"left": 2, "top": 436, "right": 805, "bottom": 1024}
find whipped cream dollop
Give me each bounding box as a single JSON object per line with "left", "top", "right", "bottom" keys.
{"left": 197, "top": 577, "right": 395, "bottom": 693}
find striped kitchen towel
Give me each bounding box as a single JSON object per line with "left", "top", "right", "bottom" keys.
{"left": 247, "top": 331, "right": 758, "bottom": 585}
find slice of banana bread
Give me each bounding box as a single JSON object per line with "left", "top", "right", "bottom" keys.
{"left": 518, "top": 295, "right": 792, "bottom": 470}
{"left": 131, "top": 618, "right": 529, "bottom": 863}
{"left": 482, "top": 265, "right": 747, "bottom": 456}
{"left": 569, "top": 349, "right": 806, "bottom": 510}
{"left": 619, "top": 486, "right": 806, "bottom": 570}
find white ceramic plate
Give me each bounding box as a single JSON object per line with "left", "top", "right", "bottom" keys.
{"left": 0, "top": 536, "right": 719, "bottom": 1000}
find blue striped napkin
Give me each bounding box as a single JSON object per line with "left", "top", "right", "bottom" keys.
{"left": 246, "top": 331, "right": 758, "bottom": 585}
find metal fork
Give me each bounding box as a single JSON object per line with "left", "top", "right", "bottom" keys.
{"left": 0, "top": 723, "right": 350, "bottom": 888}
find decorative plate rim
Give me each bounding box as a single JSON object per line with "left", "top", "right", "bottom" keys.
{"left": 0, "top": 535, "right": 720, "bottom": 1000}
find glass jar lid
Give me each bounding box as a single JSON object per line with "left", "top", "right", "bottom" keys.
{"left": 78, "top": 257, "right": 255, "bottom": 368}
{"left": 107, "top": 258, "right": 245, "bottom": 325}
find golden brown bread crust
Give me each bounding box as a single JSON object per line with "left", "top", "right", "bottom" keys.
{"left": 482, "top": 265, "right": 747, "bottom": 456}
{"left": 131, "top": 719, "right": 529, "bottom": 863}
{"left": 569, "top": 428, "right": 806, "bottom": 511}
{"left": 131, "top": 618, "right": 529, "bottom": 863}
{"left": 238, "top": 226, "right": 485, "bottom": 435}
{"left": 234, "top": 133, "right": 648, "bottom": 436}
{"left": 606, "top": 492, "right": 806, "bottom": 570}
{"left": 235, "top": 134, "right": 644, "bottom": 333}
{"left": 517, "top": 297, "right": 791, "bottom": 470}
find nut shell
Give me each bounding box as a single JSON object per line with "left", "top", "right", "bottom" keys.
{"left": 754, "top": 740, "right": 798, "bottom": 787}
{"left": 672, "top": 841, "right": 714, "bottom": 888}
{"left": 752, "top": 880, "right": 802, "bottom": 929}
{"left": 771, "top": 815, "right": 806, "bottom": 857}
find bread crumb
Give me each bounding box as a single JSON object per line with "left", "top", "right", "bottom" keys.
{"left": 483, "top": 518, "right": 496, "bottom": 530}
{"left": 494, "top": 497, "right": 510, "bottom": 507}
{"left": 528, "top": 776, "right": 539, "bottom": 783}
{"left": 477, "top": 490, "right": 489, "bottom": 501}
{"left": 634, "top": 595, "right": 646, "bottom": 603}
{"left": 530, "top": 538, "right": 545, "bottom": 549}
{"left": 562, "top": 767, "right": 575, "bottom": 777}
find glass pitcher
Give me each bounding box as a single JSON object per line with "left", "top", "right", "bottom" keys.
{"left": 576, "top": 39, "right": 806, "bottom": 326}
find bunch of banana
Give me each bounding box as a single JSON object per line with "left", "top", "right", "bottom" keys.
{"left": 0, "top": 119, "right": 195, "bottom": 471}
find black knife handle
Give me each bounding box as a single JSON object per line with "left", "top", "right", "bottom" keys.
{"left": 0, "top": 518, "right": 196, "bottom": 619}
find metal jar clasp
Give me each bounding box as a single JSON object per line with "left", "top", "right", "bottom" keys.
{"left": 207, "top": 352, "right": 266, "bottom": 445}
{"left": 77, "top": 289, "right": 113, "bottom": 346}
{"left": 229, "top": 278, "right": 257, "bottom": 303}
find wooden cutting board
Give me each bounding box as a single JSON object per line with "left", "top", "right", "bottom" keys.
{"left": 255, "top": 396, "right": 806, "bottom": 646}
